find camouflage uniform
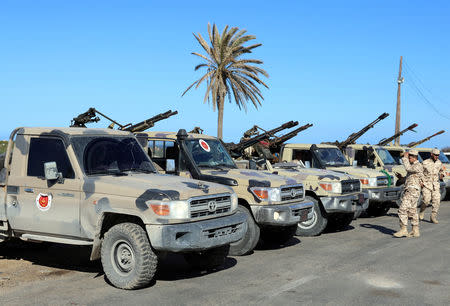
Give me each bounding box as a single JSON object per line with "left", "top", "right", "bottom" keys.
{"left": 398, "top": 156, "right": 423, "bottom": 228}
{"left": 421, "top": 156, "right": 444, "bottom": 217}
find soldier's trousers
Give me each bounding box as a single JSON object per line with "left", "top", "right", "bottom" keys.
{"left": 398, "top": 188, "right": 420, "bottom": 226}
{"left": 422, "top": 187, "right": 441, "bottom": 213}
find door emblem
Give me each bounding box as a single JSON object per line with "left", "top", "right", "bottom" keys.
{"left": 36, "top": 193, "right": 52, "bottom": 212}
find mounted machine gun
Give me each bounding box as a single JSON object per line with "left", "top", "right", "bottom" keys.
{"left": 406, "top": 130, "right": 445, "bottom": 148}
{"left": 377, "top": 123, "right": 418, "bottom": 146}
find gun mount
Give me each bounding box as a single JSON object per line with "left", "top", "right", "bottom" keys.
{"left": 189, "top": 127, "right": 204, "bottom": 134}
{"left": 269, "top": 123, "right": 313, "bottom": 152}
{"left": 377, "top": 123, "right": 418, "bottom": 146}
{"left": 326, "top": 112, "right": 389, "bottom": 150}
{"left": 70, "top": 108, "right": 177, "bottom": 132}
{"left": 406, "top": 130, "right": 445, "bottom": 148}
{"left": 226, "top": 121, "right": 298, "bottom": 158}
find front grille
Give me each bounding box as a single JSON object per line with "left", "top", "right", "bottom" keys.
{"left": 202, "top": 224, "right": 241, "bottom": 239}
{"left": 341, "top": 179, "right": 360, "bottom": 194}
{"left": 281, "top": 185, "right": 304, "bottom": 202}
{"left": 190, "top": 195, "right": 231, "bottom": 218}
{"left": 376, "top": 176, "right": 389, "bottom": 187}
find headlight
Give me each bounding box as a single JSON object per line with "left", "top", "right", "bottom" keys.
{"left": 250, "top": 187, "right": 281, "bottom": 203}
{"left": 360, "top": 178, "right": 377, "bottom": 187}
{"left": 319, "top": 182, "right": 342, "bottom": 194}
{"left": 231, "top": 193, "right": 238, "bottom": 211}
{"left": 146, "top": 200, "right": 190, "bottom": 219}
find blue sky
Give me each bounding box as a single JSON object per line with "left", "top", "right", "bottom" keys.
{"left": 1, "top": 1, "right": 449, "bottom": 148}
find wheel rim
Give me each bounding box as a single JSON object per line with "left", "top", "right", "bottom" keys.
{"left": 298, "top": 207, "right": 317, "bottom": 229}
{"left": 111, "top": 239, "right": 135, "bottom": 276}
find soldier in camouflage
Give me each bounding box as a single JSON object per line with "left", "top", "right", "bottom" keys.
{"left": 393, "top": 149, "right": 424, "bottom": 238}
{"left": 420, "top": 148, "right": 444, "bottom": 224}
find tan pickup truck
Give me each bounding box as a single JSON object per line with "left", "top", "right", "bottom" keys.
{"left": 0, "top": 127, "right": 247, "bottom": 289}
{"left": 143, "top": 130, "right": 314, "bottom": 256}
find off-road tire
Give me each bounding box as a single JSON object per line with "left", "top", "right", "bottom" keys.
{"left": 229, "top": 205, "right": 260, "bottom": 256}
{"left": 101, "top": 222, "right": 157, "bottom": 290}
{"left": 327, "top": 213, "right": 354, "bottom": 231}
{"left": 366, "top": 203, "right": 390, "bottom": 217}
{"left": 260, "top": 225, "right": 297, "bottom": 245}
{"left": 296, "top": 196, "right": 327, "bottom": 237}
{"left": 184, "top": 245, "right": 230, "bottom": 271}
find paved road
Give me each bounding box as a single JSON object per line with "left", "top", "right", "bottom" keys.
{"left": 2, "top": 203, "right": 450, "bottom": 305}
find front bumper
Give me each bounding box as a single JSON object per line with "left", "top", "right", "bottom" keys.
{"left": 321, "top": 193, "right": 369, "bottom": 214}
{"left": 251, "top": 201, "right": 314, "bottom": 226}
{"left": 146, "top": 212, "right": 247, "bottom": 252}
{"left": 365, "top": 186, "right": 402, "bottom": 203}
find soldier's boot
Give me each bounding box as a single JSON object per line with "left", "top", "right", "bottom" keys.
{"left": 393, "top": 226, "right": 409, "bottom": 238}
{"left": 408, "top": 225, "right": 420, "bottom": 238}
{"left": 419, "top": 204, "right": 426, "bottom": 220}
{"left": 430, "top": 213, "right": 439, "bottom": 224}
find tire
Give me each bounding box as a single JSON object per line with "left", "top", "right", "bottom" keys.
{"left": 260, "top": 225, "right": 297, "bottom": 245}
{"left": 366, "top": 203, "right": 390, "bottom": 217}
{"left": 184, "top": 245, "right": 229, "bottom": 271}
{"left": 101, "top": 223, "right": 158, "bottom": 290}
{"left": 327, "top": 213, "right": 354, "bottom": 231}
{"left": 229, "top": 205, "right": 260, "bottom": 256}
{"left": 295, "top": 196, "right": 327, "bottom": 237}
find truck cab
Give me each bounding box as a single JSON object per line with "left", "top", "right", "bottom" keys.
{"left": 0, "top": 127, "right": 247, "bottom": 289}
{"left": 279, "top": 143, "right": 402, "bottom": 216}
{"left": 144, "top": 130, "right": 314, "bottom": 256}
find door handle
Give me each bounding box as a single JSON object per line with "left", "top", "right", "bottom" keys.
{"left": 24, "top": 188, "right": 34, "bottom": 193}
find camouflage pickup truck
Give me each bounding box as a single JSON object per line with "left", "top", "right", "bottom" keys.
{"left": 242, "top": 160, "right": 369, "bottom": 237}
{"left": 279, "top": 143, "right": 402, "bottom": 216}
{"left": 0, "top": 127, "right": 247, "bottom": 289}
{"left": 143, "top": 130, "right": 314, "bottom": 256}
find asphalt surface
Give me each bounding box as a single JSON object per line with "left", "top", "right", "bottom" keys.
{"left": 1, "top": 202, "right": 450, "bottom": 305}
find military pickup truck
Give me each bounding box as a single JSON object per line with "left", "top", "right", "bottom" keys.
{"left": 0, "top": 127, "right": 247, "bottom": 289}
{"left": 279, "top": 143, "right": 402, "bottom": 216}
{"left": 240, "top": 159, "right": 368, "bottom": 236}
{"left": 143, "top": 130, "right": 314, "bottom": 256}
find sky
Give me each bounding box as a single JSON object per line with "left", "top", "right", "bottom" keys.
{"left": 1, "top": 0, "right": 449, "bottom": 148}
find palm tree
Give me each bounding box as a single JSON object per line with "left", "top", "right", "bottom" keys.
{"left": 182, "top": 23, "right": 269, "bottom": 139}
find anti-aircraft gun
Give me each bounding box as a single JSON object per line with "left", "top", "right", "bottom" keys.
{"left": 225, "top": 121, "right": 298, "bottom": 158}
{"left": 189, "top": 126, "right": 204, "bottom": 134}
{"left": 377, "top": 123, "right": 418, "bottom": 146}
{"left": 70, "top": 108, "right": 178, "bottom": 132}
{"left": 326, "top": 112, "right": 389, "bottom": 150}
{"left": 269, "top": 123, "right": 313, "bottom": 153}
{"left": 406, "top": 130, "right": 445, "bottom": 148}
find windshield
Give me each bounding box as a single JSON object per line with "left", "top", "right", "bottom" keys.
{"left": 313, "top": 147, "right": 350, "bottom": 167}
{"left": 375, "top": 148, "right": 396, "bottom": 165}
{"left": 386, "top": 149, "right": 403, "bottom": 165}
{"left": 439, "top": 152, "right": 450, "bottom": 163}
{"left": 419, "top": 151, "right": 431, "bottom": 160}
{"left": 185, "top": 139, "right": 236, "bottom": 169}
{"left": 71, "top": 136, "right": 156, "bottom": 175}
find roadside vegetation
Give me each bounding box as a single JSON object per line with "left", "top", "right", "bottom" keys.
{"left": 0, "top": 141, "right": 7, "bottom": 154}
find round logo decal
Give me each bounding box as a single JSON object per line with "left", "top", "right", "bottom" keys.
{"left": 199, "top": 139, "right": 210, "bottom": 152}
{"left": 36, "top": 193, "right": 52, "bottom": 211}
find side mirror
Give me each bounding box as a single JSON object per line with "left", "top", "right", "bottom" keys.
{"left": 352, "top": 161, "right": 358, "bottom": 167}
{"left": 166, "top": 159, "right": 176, "bottom": 173}
{"left": 44, "top": 162, "right": 63, "bottom": 182}
{"left": 305, "top": 161, "right": 311, "bottom": 168}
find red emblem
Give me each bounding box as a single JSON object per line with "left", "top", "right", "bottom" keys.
{"left": 199, "top": 139, "right": 210, "bottom": 152}
{"left": 36, "top": 193, "right": 52, "bottom": 211}
{"left": 38, "top": 195, "right": 49, "bottom": 207}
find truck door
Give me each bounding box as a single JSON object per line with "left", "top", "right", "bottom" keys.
{"left": 7, "top": 136, "right": 81, "bottom": 237}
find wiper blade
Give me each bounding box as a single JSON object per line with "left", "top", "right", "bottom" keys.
{"left": 88, "top": 169, "right": 128, "bottom": 176}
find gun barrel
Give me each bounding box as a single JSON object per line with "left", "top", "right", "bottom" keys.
{"left": 270, "top": 123, "right": 313, "bottom": 148}
{"left": 407, "top": 130, "right": 445, "bottom": 148}
{"left": 336, "top": 112, "right": 389, "bottom": 149}
{"left": 70, "top": 107, "right": 100, "bottom": 127}
{"left": 123, "top": 110, "right": 178, "bottom": 132}
{"left": 377, "top": 123, "right": 418, "bottom": 146}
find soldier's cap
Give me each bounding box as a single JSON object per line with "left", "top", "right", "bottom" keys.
{"left": 408, "top": 149, "right": 419, "bottom": 156}
{"left": 431, "top": 148, "right": 440, "bottom": 155}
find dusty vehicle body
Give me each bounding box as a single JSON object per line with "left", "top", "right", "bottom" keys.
{"left": 384, "top": 145, "right": 447, "bottom": 201}
{"left": 279, "top": 143, "right": 402, "bottom": 216}
{"left": 0, "top": 127, "right": 247, "bottom": 289}
{"left": 235, "top": 158, "right": 368, "bottom": 236}
{"left": 144, "top": 130, "right": 314, "bottom": 256}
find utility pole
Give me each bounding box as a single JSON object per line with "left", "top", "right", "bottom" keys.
{"left": 394, "top": 56, "right": 404, "bottom": 145}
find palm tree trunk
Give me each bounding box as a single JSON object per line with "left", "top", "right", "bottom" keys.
{"left": 217, "top": 96, "right": 224, "bottom": 139}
